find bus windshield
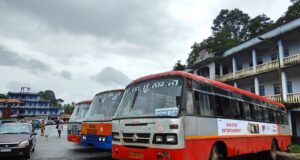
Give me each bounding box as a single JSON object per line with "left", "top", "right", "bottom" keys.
{"left": 84, "top": 91, "right": 123, "bottom": 121}
{"left": 69, "top": 103, "right": 90, "bottom": 122}
{"left": 114, "top": 78, "right": 182, "bottom": 119}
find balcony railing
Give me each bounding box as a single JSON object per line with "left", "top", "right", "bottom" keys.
{"left": 256, "top": 60, "right": 279, "bottom": 74}
{"left": 265, "top": 94, "right": 282, "bottom": 103}
{"left": 284, "top": 54, "right": 300, "bottom": 66}
{"left": 216, "top": 73, "right": 233, "bottom": 81}
{"left": 235, "top": 67, "right": 253, "bottom": 79}
{"left": 215, "top": 53, "right": 300, "bottom": 82}
{"left": 287, "top": 92, "right": 300, "bottom": 103}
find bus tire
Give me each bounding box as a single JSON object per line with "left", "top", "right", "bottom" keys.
{"left": 263, "top": 140, "right": 278, "bottom": 160}
{"left": 209, "top": 144, "right": 226, "bottom": 160}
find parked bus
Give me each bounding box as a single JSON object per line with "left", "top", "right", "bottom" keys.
{"left": 67, "top": 100, "right": 92, "bottom": 143}
{"left": 112, "top": 71, "right": 291, "bottom": 160}
{"left": 81, "top": 89, "right": 124, "bottom": 149}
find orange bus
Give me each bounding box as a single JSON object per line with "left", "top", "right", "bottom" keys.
{"left": 112, "top": 71, "right": 291, "bottom": 160}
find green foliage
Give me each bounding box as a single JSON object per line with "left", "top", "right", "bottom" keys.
{"left": 277, "top": 0, "right": 300, "bottom": 24}
{"left": 39, "top": 90, "right": 63, "bottom": 107}
{"left": 173, "top": 60, "right": 186, "bottom": 71}
{"left": 63, "top": 102, "right": 75, "bottom": 114}
{"left": 0, "top": 93, "right": 8, "bottom": 99}
{"left": 247, "top": 14, "right": 274, "bottom": 38}
{"left": 212, "top": 9, "right": 250, "bottom": 41}
{"left": 288, "top": 144, "right": 300, "bottom": 153}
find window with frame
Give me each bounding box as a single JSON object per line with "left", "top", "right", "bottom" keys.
{"left": 287, "top": 81, "right": 293, "bottom": 93}
{"left": 249, "top": 60, "right": 253, "bottom": 67}
{"left": 249, "top": 104, "right": 257, "bottom": 121}
{"left": 215, "top": 95, "right": 232, "bottom": 118}
{"left": 276, "top": 111, "right": 282, "bottom": 124}
{"left": 257, "top": 57, "right": 263, "bottom": 65}
{"left": 271, "top": 53, "right": 278, "bottom": 61}
{"left": 231, "top": 100, "right": 242, "bottom": 119}
{"left": 273, "top": 83, "right": 281, "bottom": 95}
{"left": 263, "top": 107, "right": 270, "bottom": 122}
{"left": 284, "top": 49, "right": 289, "bottom": 57}
{"left": 244, "top": 103, "right": 252, "bottom": 120}
{"left": 272, "top": 110, "right": 278, "bottom": 123}
{"left": 256, "top": 106, "right": 264, "bottom": 122}
{"left": 269, "top": 109, "right": 274, "bottom": 123}
{"left": 259, "top": 86, "right": 265, "bottom": 96}
{"left": 193, "top": 91, "right": 215, "bottom": 117}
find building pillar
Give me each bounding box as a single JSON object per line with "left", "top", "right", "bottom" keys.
{"left": 287, "top": 111, "right": 293, "bottom": 135}
{"left": 232, "top": 57, "right": 237, "bottom": 78}
{"left": 278, "top": 39, "right": 285, "bottom": 67}
{"left": 254, "top": 77, "right": 259, "bottom": 95}
{"left": 209, "top": 62, "right": 216, "bottom": 80}
{"left": 281, "top": 71, "right": 288, "bottom": 101}
{"left": 252, "top": 49, "right": 257, "bottom": 73}
{"left": 234, "top": 82, "right": 238, "bottom": 88}
{"left": 219, "top": 64, "right": 223, "bottom": 76}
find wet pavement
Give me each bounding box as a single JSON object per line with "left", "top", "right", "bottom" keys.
{"left": 10, "top": 124, "right": 111, "bottom": 160}
{"left": 3, "top": 124, "right": 298, "bottom": 160}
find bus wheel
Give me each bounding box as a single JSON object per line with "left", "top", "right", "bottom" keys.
{"left": 263, "top": 140, "right": 278, "bottom": 160}
{"left": 209, "top": 145, "right": 225, "bottom": 160}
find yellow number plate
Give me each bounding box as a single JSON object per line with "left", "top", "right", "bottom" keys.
{"left": 128, "top": 152, "right": 144, "bottom": 159}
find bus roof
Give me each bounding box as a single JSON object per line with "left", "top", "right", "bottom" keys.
{"left": 76, "top": 100, "right": 93, "bottom": 105}
{"left": 129, "top": 71, "right": 285, "bottom": 108}
{"left": 95, "top": 89, "right": 124, "bottom": 96}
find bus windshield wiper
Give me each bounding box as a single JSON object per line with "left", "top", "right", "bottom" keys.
{"left": 130, "top": 91, "right": 139, "bottom": 109}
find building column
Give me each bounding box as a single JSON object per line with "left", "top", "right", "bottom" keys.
{"left": 232, "top": 57, "right": 237, "bottom": 78}
{"left": 209, "top": 62, "right": 216, "bottom": 80}
{"left": 278, "top": 39, "right": 285, "bottom": 67}
{"left": 234, "top": 82, "right": 238, "bottom": 88}
{"left": 254, "top": 77, "right": 260, "bottom": 95}
{"left": 281, "top": 71, "right": 288, "bottom": 101}
{"left": 287, "top": 111, "right": 293, "bottom": 135}
{"left": 252, "top": 49, "right": 257, "bottom": 73}
{"left": 219, "top": 64, "right": 223, "bottom": 76}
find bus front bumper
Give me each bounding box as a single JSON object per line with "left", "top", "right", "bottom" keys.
{"left": 67, "top": 135, "right": 81, "bottom": 144}
{"left": 112, "top": 144, "right": 185, "bottom": 160}
{"left": 80, "top": 134, "right": 112, "bottom": 150}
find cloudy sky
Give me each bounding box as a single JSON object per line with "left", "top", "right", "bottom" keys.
{"left": 0, "top": 0, "right": 291, "bottom": 103}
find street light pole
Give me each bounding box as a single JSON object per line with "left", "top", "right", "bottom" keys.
{"left": 257, "top": 37, "right": 284, "bottom": 103}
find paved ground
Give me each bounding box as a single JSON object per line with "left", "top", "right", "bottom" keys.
{"left": 13, "top": 124, "right": 111, "bottom": 160}
{"left": 4, "top": 124, "right": 298, "bottom": 160}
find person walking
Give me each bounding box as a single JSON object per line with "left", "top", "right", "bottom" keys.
{"left": 40, "top": 120, "right": 46, "bottom": 136}
{"left": 56, "top": 121, "right": 63, "bottom": 138}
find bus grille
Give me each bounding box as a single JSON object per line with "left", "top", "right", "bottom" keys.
{"left": 122, "top": 133, "right": 151, "bottom": 144}
{"left": 87, "top": 129, "right": 97, "bottom": 134}
{"left": 71, "top": 125, "right": 79, "bottom": 135}
{"left": 86, "top": 135, "right": 98, "bottom": 142}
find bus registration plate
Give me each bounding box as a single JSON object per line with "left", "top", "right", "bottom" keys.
{"left": 128, "top": 152, "right": 144, "bottom": 159}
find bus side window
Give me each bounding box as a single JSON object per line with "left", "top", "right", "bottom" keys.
{"left": 249, "top": 104, "right": 257, "bottom": 121}
{"left": 273, "top": 111, "right": 278, "bottom": 123}
{"left": 256, "top": 106, "right": 263, "bottom": 122}
{"left": 231, "top": 100, "right": 241, "bottom": 119}
{"left": 263, "top": 108, "right": 270, "bottom": 123}
{"left": 238, "top": 101, "right": 245, "bottom": 119}
{"left": 193, "top": 91, "right": 215, "bottom": 117}
{"left": 269, "top": 109, "right": 274, "bottom": 123}
{"left": 215, "top": 96, "right": 224, "bottom": 117}
{"left": 244, "top": 103, "right": 251, "bottom": 120}
{"left": 276, "top": 111, "right": 282, "bottom": 124}
{"left": 283, "top": 113, "right": 288, "bottom": 125}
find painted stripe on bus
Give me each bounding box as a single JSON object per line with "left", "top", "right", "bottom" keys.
{"left": 185, "top": 134, "right": 291, "bottom": 140}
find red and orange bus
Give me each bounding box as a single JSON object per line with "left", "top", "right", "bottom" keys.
{"left": 81, "top": 90, "right": 124, "bottom": 149}
{"left": 112, "top": 71, "right": 291, "bottom": 160}
{"left": 67, "top": 100, "right": 92, "bottom": 143}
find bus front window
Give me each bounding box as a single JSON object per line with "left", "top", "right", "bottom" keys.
{"left": 84, "top": 91, "right": 123, "bottom": 121}
{"left": 114, "top": 78, "right": 183, "bottom": 119}
{"left": 69, "top": 103, "right": 90, "bottom": 122}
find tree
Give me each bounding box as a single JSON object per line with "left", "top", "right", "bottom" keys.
{"left": 173, "top": 60, "right": 186, "bottom": 71}
{"left": 0, "top": 93, "right": 8, "bottom": 99}
{"left": 39, "top": 90, "right": 61, "bottom": 107}
{"left": 247, "top": 14, "right": 274, "bottom": 38}
{"left": 186, "top": 42, "right": 202, "bottom": 68}
{"left": 212, "top": 9, "right": 250, "bottom": 41}
{"left": 63, "top": 102, "right": 75, "bottom": 114}
{"left": 277, "top": 0, "right": 300, "bottom": 24}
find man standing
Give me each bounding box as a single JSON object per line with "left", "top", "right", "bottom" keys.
{"left": 40, "top": 120, "right": 46, "bottom": 136}
{"left": 57, "top": 121, "right": 63, "bottom": 138}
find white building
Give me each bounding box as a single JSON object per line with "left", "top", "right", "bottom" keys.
{"left": 190, "top": 17, "right": 300, "bottom": 143}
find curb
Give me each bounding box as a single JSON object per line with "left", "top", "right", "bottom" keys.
{"left": 278, "top": 152, "right": 300, "bottom": 160}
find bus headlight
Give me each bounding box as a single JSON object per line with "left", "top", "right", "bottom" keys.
{"left": 102, "top": 137, "right": 106, "bottom": 142}
{"left": 166, "top": 135, "right": 176, "bottom": 143}
{"left": 99, "top": 137, "right": 102, "bottom": 142}
{"left": 112, "top": 132, "right": 120, "bottom": 141}
{"left": 153, "top": 134, "right": 177, "bottom": 145}
{"left": 82, "top": 135, "right": 86, "bottom": 140}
